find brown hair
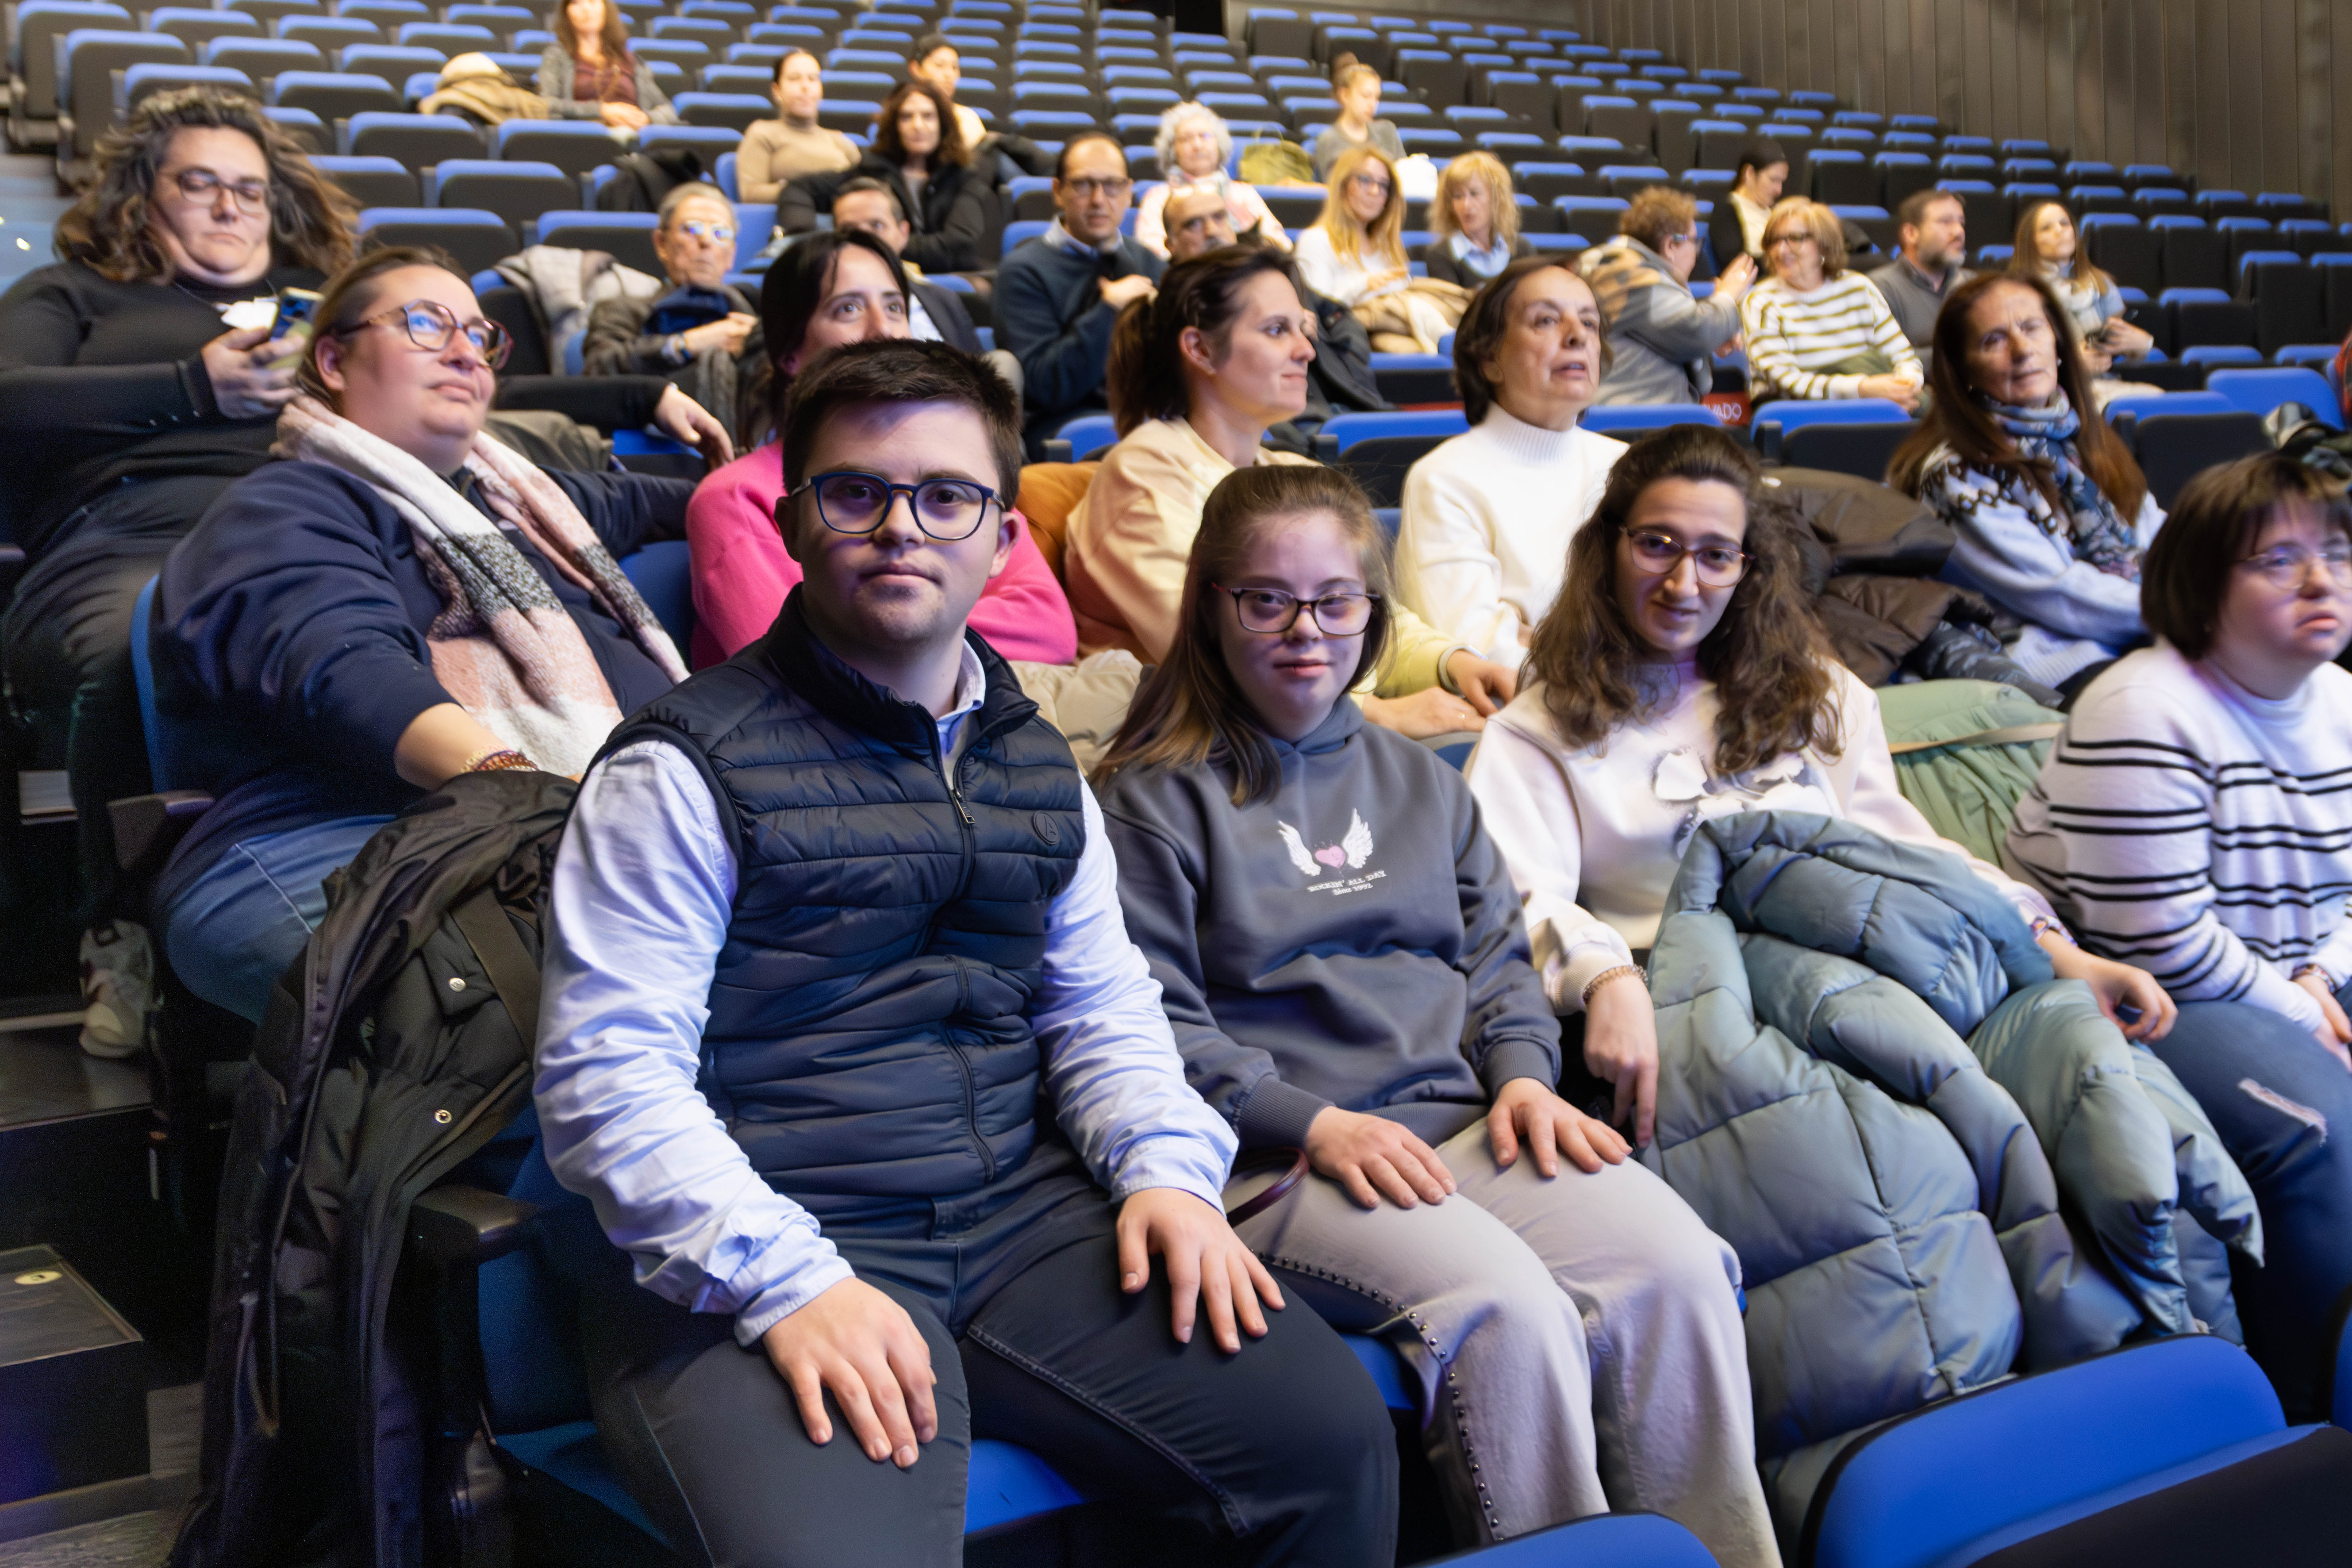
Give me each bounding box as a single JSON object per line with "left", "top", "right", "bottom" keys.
{"left": 297, "top": 243, "right": 468, "bottom": 406}
{"left": 770, "top": 46, "right": 818, "bottom": 84}
{"left": 1432, "top": 151, "right": 1521, "bottom": 249}
{"left": 1525, "top": 424, "right": 1843, "bottom": 774}
{"left": 1893, "top": 187, "right": 1962, "bottom": 236}
{"left": 2142, "top": 454, "right": 2352, "bottom": 661}
{"left": 1094, "top": 464, "right": 1394, "bottom": 805}
{"left": 552, "top": 0, "right": 632, "bottom": 67}
{"left": 56, "top": 86, "right": 355, "bottom": 284}
{"left": 1106, "top": 245, "right": 1306, "bottom": 434}
{"left": 873, "top": 79, "right": 970, "bottom": 169}
{"left": 1333, "top": 62, "right": 1378, "bottom": 96}
{"left": 780, "top": 338, "right": 1023, "bottom": 509}
{"left": 1887, "top": 272, "right": 2148, "bottom": 519}
{"left": 1316, "top": 144, "right": 1403, "bottom": 266}
{"left": 1761, "top": 197, "right": 1847, "bottom": 279}
{"left": 1449, "top": 256, "right": 1610, "bottom": 425}
{"left": 749, "top": 228, "right": 911, "bottom": 445}
{"left": 1619, "top": 185, "right": 1697, "bottom": 255}
{"left": 2009, "top": 197, "right": 2113, "bottom": 301}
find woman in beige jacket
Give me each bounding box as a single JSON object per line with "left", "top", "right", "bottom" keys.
{"left": 1064, "top": 245, "right": 1517, "bottom": 737}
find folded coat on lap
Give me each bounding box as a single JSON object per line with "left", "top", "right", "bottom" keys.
{"left": 1643, "top": 811, "right": 2257, "bottom": 1538}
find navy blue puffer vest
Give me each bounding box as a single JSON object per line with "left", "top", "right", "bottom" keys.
{"left": 602, "top": 591, "right": 1086, "bottom": 1216}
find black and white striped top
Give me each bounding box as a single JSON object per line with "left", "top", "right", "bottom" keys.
{"left": 2003, "top": 643, "right": 2352, "bottom": 1034}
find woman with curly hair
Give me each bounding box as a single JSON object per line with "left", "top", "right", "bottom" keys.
{"left": 0, "top": 85, "right": 352, "bottom": 1055}
{"left": 776, "top": 79, "right": 993, "bottom": 274}
{"left": 1465, "top": 425, "right": 2171, "bottom": 1150}
{"left": 1423, "top": 152, "right": 1534, "bottom": 287}
{"left": 1133, "top": 101, "right": 1288, "bottom": 257}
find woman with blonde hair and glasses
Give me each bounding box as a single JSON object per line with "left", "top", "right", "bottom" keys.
{"left": 1293, "top": 145, "right": 1467, "bottom": 354}
{"left": 1093, "top": 460, "right": 1778, "bottom": 1564}
{"left": 1424, "top": 151, "right": 1533, "bottom": 287}
{"left": 1737, "top": 197, "right": 1921, "bottom": 406}
{"left": 0, "top": 85, "right": 353, "bottom": 1054}
{"left": 1135, "top": 101, "right": 1288, "bottom": 257}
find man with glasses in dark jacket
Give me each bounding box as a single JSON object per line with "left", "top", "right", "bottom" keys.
{"left": 535, "top": 339, "right": 1397, "bottom": 1568}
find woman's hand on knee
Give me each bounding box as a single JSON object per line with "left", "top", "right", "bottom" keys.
{"left": 1582, "top": 971, "right": 1661, "bottom": 1148}
{"left": 1116, "top": 1187, "right": 1284, "bottom": 1353}
{"left": 1304, "top": 1105, "right": 1455, "bottom": 1210}
{"left": 760, "top": 1276, "right": 939, "bottom": 1467}
{"left": 2292, "top": 970, "right": 2352, "bottom": 1064}
{"left": 1487, "top": 1077, "right": 1629, "bottom": 1176}
{"left": 2042, "top": 936, "right": 2178, "bottom": 1042}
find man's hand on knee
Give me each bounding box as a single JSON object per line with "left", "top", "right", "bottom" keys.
{"left": 760, "top": 1277, "right": 939, "bottom": 1467}
{"left": 1116, "top": 1188, "right": 1284, "bottom": 1354}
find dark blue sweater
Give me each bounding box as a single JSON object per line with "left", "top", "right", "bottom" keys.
{"left": 991, "top": 232, "right": 1165, "bottom": 450}
{"left": 153, "top": 460, "right": 688, "bottom": 905}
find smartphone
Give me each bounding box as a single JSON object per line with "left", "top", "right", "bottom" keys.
{"left": 268, "top": 287, "right": 324, "bottom": 371}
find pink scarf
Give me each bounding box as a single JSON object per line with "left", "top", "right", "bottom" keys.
{"left": 274, "top": 394, "right": 687, "bottom": 775}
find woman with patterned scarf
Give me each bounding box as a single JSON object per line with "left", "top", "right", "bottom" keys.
{"left": 150, "top": 246, "right": 694, "bottom": 1022}
{"left": 1890, "top": 271, "right": 2163, "bottom": 704}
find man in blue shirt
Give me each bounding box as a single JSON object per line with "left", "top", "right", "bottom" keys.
{"left": 535, "top": 339, "right": 1396, "bottom": 1566}
{"left": 993, "top": 131, "right": 1167, "bottom": 455}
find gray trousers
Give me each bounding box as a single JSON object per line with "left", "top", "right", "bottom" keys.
{"left": 1231, "top": 1119, "right": 1780, "bottom": 1567}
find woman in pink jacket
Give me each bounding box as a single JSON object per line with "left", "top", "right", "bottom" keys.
{"left": 684, "top": 230, "right": 1076, "bottom": 667}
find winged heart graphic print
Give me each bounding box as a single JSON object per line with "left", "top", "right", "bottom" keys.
{"left": 1276, "top": 811, "right": 1375, "bottom": 876}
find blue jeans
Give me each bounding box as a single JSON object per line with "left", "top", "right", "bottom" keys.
{"left": 160, "top": 815, "right": 394, "bottom": 1023}
{"left": 2148, "top": 986, "right": 2352, "bottom": 1417}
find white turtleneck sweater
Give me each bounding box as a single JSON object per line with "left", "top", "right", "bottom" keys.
{"left": 1395, "top": 406, "right": 1627, "bottom": 664}
{"left": 1465, "top": 658, "right": 2056, "bottom": 1012}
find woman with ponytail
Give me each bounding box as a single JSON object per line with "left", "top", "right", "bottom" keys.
{"left": 1063, "top": 245, "right": 1516, "bottom": 738}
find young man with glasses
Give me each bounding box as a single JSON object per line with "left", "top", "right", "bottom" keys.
{"left": 582, "top": 183, "right": 762, "bottom": 437}
{"left": 536, "top": 338, "right": 1398, "bottom": 1566}
{"left": 1578, "top": 185, "right": 1755, "bottom": 406}
{"left": 994, "top": 130, "right": 1166, "bottom": 455}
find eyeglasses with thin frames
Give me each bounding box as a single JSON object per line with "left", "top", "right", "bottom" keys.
{"left": 788, "top": 470, "right": 1004, "bottom": 542}
{"left": 1061, "top": 177, "right": 1132, "bottom": 200}
{"left": 164, "top": 168, "right": 269, "bottom": 212}
{"left": 1211, "top": 584, "right": 1381, "bottom": 636}
{"left": 673, "top": 219, "right": 736, "bottom": 243}
{"left": 2240, "top": 542, "right": 2352, "bottom": 590}
{"left": 1623, "top": 529, "right": 1750, "bottom": 587}
{"left": 334, "top": 300, "right": 513, "bottom": 369}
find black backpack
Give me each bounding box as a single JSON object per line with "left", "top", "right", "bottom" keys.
{"left": 595, "top": 146, "right": 708, "bottom": 212}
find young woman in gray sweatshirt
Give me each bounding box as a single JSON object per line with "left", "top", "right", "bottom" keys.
{"left": 1091, "top": 464, "right": 1778, "bottom": 1567}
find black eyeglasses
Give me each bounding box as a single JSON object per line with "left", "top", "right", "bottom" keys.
{"left": 789, "top": 470, "right": 1003, "bottom": 541}
{"left": 1212, "top": 585, "right": 1380, "bottom": 635}
{"left": 336, "top": 300, "right": 513, "bottom": 368}
{"left": 1624, "top": 530, "right": 1750, "bottom": 587}
{"left": 165, "top": 168, "right": 269, "bottom": 212}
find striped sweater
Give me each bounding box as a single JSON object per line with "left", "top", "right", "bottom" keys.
{"left": 2003, "top": 643, "right": 2352, "bottom": 1035}
{"left": 1738, "top": 271, "right": 1924, "bottom": 402}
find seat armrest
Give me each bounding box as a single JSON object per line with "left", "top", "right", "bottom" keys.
{"left": 108, "top": 790, "right": 215, "bottom": 871}
{"left": 1039, "top": 437, "right": 1074, "bottom": 462}
{"left": 409, "top": 1183, "right": 542, "bottom": 1269}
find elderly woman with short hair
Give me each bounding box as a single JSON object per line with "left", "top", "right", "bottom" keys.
{"left": 1134, "top": 101, "right": 1287, "bottom": 257}
{"left": 1737, "top": 197, "right": 1921, "bottom": 406}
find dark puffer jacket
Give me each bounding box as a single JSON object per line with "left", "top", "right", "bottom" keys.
{"left": 601, "top": 587, "right": 1087, "bottom": 1213}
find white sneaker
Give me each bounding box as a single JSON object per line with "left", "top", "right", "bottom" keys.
{"left": 79, "top": 920, "right": 156, "bottom": 1060}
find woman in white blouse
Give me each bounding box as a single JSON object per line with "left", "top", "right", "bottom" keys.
{"left": 1465, "top": 423, "right": 2170, "bottom": 1147}
{"left": 1292, "top": 145, "right": 1461, "bottom": 353}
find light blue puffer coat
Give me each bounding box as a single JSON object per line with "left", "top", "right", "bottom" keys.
{"left": 1641, "top": 812, "right": 2259, "bottom": 1537}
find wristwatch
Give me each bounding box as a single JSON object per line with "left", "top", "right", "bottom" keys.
{"left": 665, "top": 333, "right": 688, "bottom": 364}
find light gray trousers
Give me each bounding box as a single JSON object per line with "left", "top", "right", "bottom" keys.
{"left": 1230, "top": 1119, "right": 1780, "bottom": 1567}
